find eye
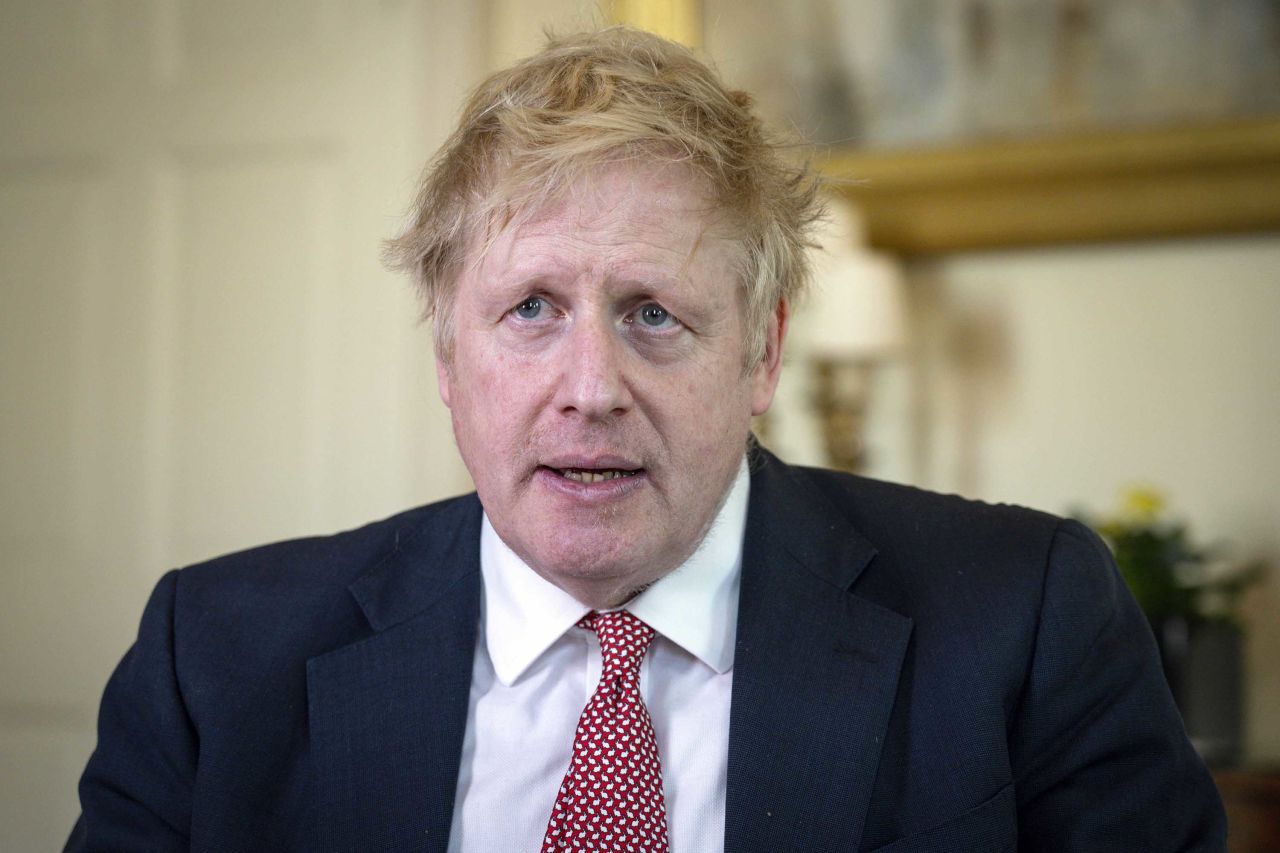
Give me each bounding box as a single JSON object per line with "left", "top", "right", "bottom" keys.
{"left": 632, "top": 302, "right": 678, "bottom": 330}
{"left": 513, "top": 297, "right": 544, "bottom": 320}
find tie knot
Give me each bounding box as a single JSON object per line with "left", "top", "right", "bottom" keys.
{"left": 578, "top": 610, "right": 655, "bottom": 678}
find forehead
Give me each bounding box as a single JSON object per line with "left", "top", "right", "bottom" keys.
{"left": 466, "top": 162, "right": 742, "bottom": 291}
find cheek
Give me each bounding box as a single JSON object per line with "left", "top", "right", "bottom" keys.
{"left": 452, "top": 354, "right": 539, "bottom": 441}
{"left": 662, "top": 371, "right": 755, "bottom": 449}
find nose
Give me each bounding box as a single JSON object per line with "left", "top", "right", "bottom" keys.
{"left": 553, "top": 314, "right": 633, "bottom": 420}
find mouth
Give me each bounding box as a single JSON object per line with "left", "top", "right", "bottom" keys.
{"left": 544, "top": 466, "right": 641, "bottom": 484}
{"left": 534, "top": 457, "right": 648, "bottom": 500}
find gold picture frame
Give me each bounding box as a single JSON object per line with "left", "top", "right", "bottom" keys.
{"left": 817, "top": 117, "right": 1280, "bottom": 255}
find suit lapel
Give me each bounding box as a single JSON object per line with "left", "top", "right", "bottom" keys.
{"left": 308, "top": 497, "right": 482, "bottom": 853}
{"left": 725, "top": 452, "right": 913, "bottom": 853}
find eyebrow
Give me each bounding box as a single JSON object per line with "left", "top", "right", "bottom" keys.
{"left": 493, "top": 259, "right": 689, "bottom": 292}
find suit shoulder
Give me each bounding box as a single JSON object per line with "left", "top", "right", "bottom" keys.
{"left": 780, "top": 465, "right": 1077, "bottom": 611}
{"left": 793, "top": 464, "right": 1060, "bottom": 542}
{"left": 155, "top": 493, "right": 480, "bottom": 669}
{"left": 176, "top": 493, "right": 481, "bottom": 595}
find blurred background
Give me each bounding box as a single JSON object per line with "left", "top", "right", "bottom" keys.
{"left": 2, "top": 0, "right": 1278, "bottom": 847}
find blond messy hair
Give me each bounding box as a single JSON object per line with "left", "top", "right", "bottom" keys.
{"left": 384, "top": 26, "right": 822, "bottom": 370}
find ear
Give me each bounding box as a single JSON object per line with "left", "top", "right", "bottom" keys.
{"left": 436, "top": 355, "right": 452, "bottom": 408}
{"left": 750, "top": 298, "right": 788, "bottom": 416}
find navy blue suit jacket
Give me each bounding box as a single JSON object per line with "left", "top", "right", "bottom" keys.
{"left": 68, "top": 450, "right": 1225, "bottom": 851}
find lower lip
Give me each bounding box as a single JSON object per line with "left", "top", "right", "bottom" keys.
{"left": 534, "top": 467, "right": 648, "bottom": 502}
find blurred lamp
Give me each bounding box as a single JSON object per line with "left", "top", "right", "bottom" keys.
{"left": 799, "top": 199, "right": 907, "bottom": 472}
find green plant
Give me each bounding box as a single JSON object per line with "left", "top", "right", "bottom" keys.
{"left": 1076, "top": 487, "right": 1264, "bottom": 627}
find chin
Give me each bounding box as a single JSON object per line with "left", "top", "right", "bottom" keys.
{"left": 529, "top": 538, "right": 667, "bottom": 592}
{"left": 535, "top": 540, "right": 640, "bottom": 580}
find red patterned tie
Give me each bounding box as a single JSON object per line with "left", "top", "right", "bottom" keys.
{"left": 542, "top": 610, "right": 670, "bottom": 852}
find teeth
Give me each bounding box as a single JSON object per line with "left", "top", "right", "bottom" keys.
{"left": 560, "top": 468, "right": 636, "bottom": 483}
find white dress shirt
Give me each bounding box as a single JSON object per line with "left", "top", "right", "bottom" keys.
{"left": 447, "top": 458, "right": 749, "bottom": 852}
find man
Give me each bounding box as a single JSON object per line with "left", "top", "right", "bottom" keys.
{"left": 68, "top": 28, "right": 1225, "bottom": 852}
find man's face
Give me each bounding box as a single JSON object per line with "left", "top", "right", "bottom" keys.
{"left": 438, "top": 162, "right": 785, "bottom": 608}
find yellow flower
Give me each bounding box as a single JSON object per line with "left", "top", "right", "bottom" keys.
{"left": 1120, "top": 485, "right": 1165, "bottom": 523}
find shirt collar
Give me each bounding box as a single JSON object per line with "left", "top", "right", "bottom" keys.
{"left": 480, "top": 456, "right": 749, "bottom": 685}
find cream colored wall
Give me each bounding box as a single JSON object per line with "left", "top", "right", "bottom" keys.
{"left": 0, "top": 1, "right": 482, "bottom": 846}
{"left": 849, "top": 234, "right": 1280, "bottom": 761}
{"left": 484, "top": 0, "right": 601, "bottom": 65}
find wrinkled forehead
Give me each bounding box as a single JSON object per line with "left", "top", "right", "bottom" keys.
{"left": 461, "top": 159, "right": 747, "bottom": 287}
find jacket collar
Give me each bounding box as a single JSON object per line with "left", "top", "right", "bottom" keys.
{"left": 725, "top": 447, "right": 913, "bottom": 852}
{"left": 308, "top": 495, "right": 483, "bottom": 853}
{"left": 347, "top": 494, "right": 484, "bottom": 632}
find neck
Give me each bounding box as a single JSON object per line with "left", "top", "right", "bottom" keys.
{"left": 535, "top": 565, "right": 670, "bottom": 611}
